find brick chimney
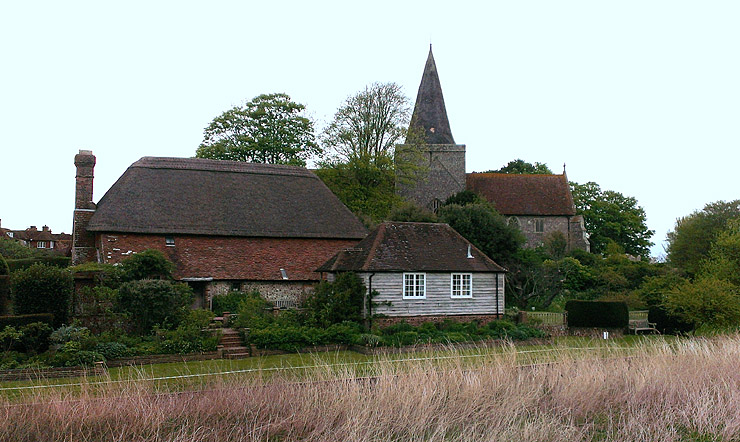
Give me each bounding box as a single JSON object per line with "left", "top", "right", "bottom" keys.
{"left": 72, "top": 150, "right": 97, "bottom": 264}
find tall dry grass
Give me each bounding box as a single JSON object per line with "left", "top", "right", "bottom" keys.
{"left": 2, "top": 336, "right": 740, "bottom": 441}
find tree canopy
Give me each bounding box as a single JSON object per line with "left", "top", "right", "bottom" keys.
{"left": 571, "top": 181, "right": 654, "bottom": 258}
{"left": 317, "top": 82, "right": 419, "bottom": 222}
{"left": 666, "top": 200, "right": 740, "bottom": 277}
{"left": 196, "top": 93, "right": 319, "bottom": 166}
{"left": 484, "top": 159, "right": 553, "bottom": 175}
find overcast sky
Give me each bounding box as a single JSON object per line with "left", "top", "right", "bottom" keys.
{"left": 2, "top": 1, "right": 739, "bottom": 258}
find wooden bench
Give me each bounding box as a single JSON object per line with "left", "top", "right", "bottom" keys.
{"left": 628, "top": 318, "right": 659, "bottom": 334}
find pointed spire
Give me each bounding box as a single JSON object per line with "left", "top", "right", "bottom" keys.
{"left": 406, "top": 46, "right": 455, "bottom": 145}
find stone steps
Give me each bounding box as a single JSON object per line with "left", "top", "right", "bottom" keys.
{"left": 218, "top": 328, "right": 250, "bottom": 359}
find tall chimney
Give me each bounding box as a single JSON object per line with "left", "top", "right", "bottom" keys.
{"left": 72, "top": 150, "right": 97, "bottom": 264}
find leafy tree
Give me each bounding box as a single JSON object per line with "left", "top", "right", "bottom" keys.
{"left": 444, "top": 190, "right": 486, "bottom": 206}
{"left": 10, "top": 263, "right": 73, "bottom": 327}
{"left": 485, "top": 159, "right": 553, "bottom": 174}
{"left": 120, "top": 249, "right": 174, "bottom": 281}
{"left": 387, "top": 202, "right": 438, "bottom": 223}
{"left": 571, "top": 181, "right": 654, "bottom": 258}
{"left": 117, "top": 280, "right": 193, "bottom": 334}
{"left": 317, "top": 83, "right": 422, "bottom": 222}
{"left": 700, "top": 219, "right": 740, "bottom": 286}
{"left": 437, "top": 202, "right": 524, "bottom": 264}
{"left": 196, "top": 93, "right": 319, "bottom": 166}
{"left": 666, "top": 200, "right": 740, "bottom": 277}
{"left": 0, "top": 239, "right": 46, "bottom": 259}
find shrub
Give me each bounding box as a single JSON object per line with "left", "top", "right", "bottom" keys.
{"left": 303, "top": 272, "right": 365, "bottom": 328}
{"left": 231, "top": 292, "right": 273, "bottom": 330}
{"left": 11, "top": 263, "right": 73, "bottom": 327}
{"left": 0, "top": 254, "right": 10, "bottom": 315}
{"left": 94, "top": 341, "right": 134, "bottom": 360}
{"left": 212, "top": 290, "right": 250, "bottom": 316}
{"left": 565, "top": 300, "right": 629, "bottom": 328}
{"left": 117, "top": 280, "right": 193, "bottom": 334}
{"left": 648, "top": 305, "right": 693, "bottom": 335}
{"left": 6, "top": 256, "right": 71, "bottom": 272}
{"left": 248, "top": 325, "right": 314, "bottom": 352}
{"left": 155, "top": 309, "right": 218, "bottom": 354}
{"left": 664, "top": 276, "right": 740, "bottom": 329}
{"left": 323, "top": 321, "right": 363, "bottom": 345}
{"left": 19, "top": 322, "right": 52, "bottom": 354}
{"left": 0, "top": 326, "right": 23, "bottom": 354}
{"left": 120, "top": 249, "right": 175, "bottom": 281}
{"left": 49, "top": 324, "right": 92, "bottom": 351}
{"left": 69, "top": 262, "right": 125, "bottom": 289}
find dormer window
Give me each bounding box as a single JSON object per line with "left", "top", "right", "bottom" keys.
{"left": 165, "top": 236, "right": 175, "bottom": 247}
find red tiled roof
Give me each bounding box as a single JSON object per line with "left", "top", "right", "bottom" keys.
{"left": 466, "top": 173, "right": 576, "bottom": 216}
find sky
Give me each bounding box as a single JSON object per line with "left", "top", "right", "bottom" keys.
{"left": 1, "top": 1, "right": 739, "bottom": 258}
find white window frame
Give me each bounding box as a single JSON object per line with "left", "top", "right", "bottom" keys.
{"left": 36, "top": 241, "right": 48, "bottom": 249}
{"left": 451, "top": 273, "right": 473, "bottom": 298}
{"left": 403, "top": 273, "right": 426, "bottom": 299}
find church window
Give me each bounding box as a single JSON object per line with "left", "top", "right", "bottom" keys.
{"left": 431, "top": 198, "right": 441, "bottom": 213}
{"left": 535, "top": 219, "right": 545, "bottom": 233}
{"left": 507, "top": 217, "right": 520, "bottom": 228}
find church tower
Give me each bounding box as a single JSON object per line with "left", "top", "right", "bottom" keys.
{"left": 396, "top": 46, "right": 466, "bottom": 211}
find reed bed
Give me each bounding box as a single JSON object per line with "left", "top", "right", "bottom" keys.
{"left": 2, "top": 336, "right": 739, "bottom": 441}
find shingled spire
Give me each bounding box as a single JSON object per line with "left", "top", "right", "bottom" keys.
{"left": 407, "top": 45, "right": 455, "bottom": 145}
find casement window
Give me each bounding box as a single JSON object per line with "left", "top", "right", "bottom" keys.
{"left": 7, "top": 232, "right": 13, "bottom": 238}
{"left": 535, "top": 219, "right": 545, "bottom": 233}
{"left": 165, "top": 236, "right": 175, "bottom": 247}
{"left": 403, "top": 273, "right": 426, "bottom": 299}
{"left": 36, "top": 241, "right": 48, "bottom": 248}
{"left": 451, "top": 273, "right": 472, "bottom": 298}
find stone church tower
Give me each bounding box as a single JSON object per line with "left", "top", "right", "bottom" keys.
{"left": 396, "top": 46, "right": 466, "bottom": 211}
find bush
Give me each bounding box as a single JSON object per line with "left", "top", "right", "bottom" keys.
{"left": 565, "top": 300, "right": 629, "bottom": 328}
{"left": 49, "top": 324, "right": 92, "bottom": 351}
{"left": 120, "top": 249, "right": 174, "bottom": 281}
{"left": 0, "top": 255, "right": 11, "bottom": 315}
{"left": 648, "top": 306, "right": 693, "bottom": 335}
{"left": 6, "top": 256, "right": 71, "bottom": 272}
{"left": 155, "top": 309, "right": 218, "bottom": 354}
{"left": 212, "top": 290, "right": 250, "bottom": 316}
{"left": 11, "top": 263, "right": 73, "bottom": 327}
{"left": 231, "top": 292, "right": 273, "bottom": 330}
{"left": 0, "top": 313, "right": 54, "bottom": 329}
{"left": 303, "top": 272, "right": 365, "bottom": 328}
{"left": 117, "top": 280, "right": 193, "bottom": 334}
{"left": 69, "top": 262, "right": 125, "bottom": 289}
{"left": 663, "top": 276, "right": 740, "bottom": 329}
{"left": 19, "top": 322, "right": 52, "bottom": 354}
{"left": 94, "top": 341, "right": 134, "bottom": 360}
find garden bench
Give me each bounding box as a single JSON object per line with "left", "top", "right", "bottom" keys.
{"left": 628, "top": 318, "right": 659, "bottom": 334}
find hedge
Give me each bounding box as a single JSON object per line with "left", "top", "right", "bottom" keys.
{"left": 565, "top": 300, "right": 629, "bottom": 328}
{"left": 0, "top": 313, "right": 55, "bottom": 328}
{"left": 7, "top": 256, "right": 71, "bottom": 272}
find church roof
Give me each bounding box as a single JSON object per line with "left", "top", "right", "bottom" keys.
{"left": 317, "top": 222, "right": 505, "bottom": 273}
{"left": 466, "top": 173, "right": 577, "bottom": 216}
{"left": 406, "top": 46, "right": 456, "bottom": 145}
{"left": 88, "top": 157, "right": 368, "bottom": 239}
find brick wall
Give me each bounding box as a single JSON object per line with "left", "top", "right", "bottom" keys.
{"left": 373, "top": 313, "right": 503, "bottom": 328}
{"left": 97, "top": 233, "right": 359, "bottom": 282}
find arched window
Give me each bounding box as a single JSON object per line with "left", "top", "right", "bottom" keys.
{"left": 507, "top": 216, "right": 520, "bottom": 228}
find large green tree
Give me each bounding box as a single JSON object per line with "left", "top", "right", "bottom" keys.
{"left": 318, "top": 82, "right": 421, "bottom": 222}
{"left": 666, "top": 200, "right": 740, "bottom": 277}
{"left": 196, "top": 93, "right": 319, "bottom": 166}
{"left": 485, "top": 159, "right": 553, "bottom": 174}
{"left": 571, "top": 181, "right": 654, "bottom": 258}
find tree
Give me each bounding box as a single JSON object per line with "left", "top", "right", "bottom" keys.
{"left": 485, "top": 159, "right": 553, "bottom": 175}
{"left": 0, "top": 253, "right": 8, "bottom": 315}
{"left": 318, "top": 82, "right": 420, "bottom": 222}
{"left": 10, "top": 263, "right": 73, "bottom": 327}
{"left": 120, "top": 249, "right": 175, "bottom": 282}
{"left": 664, "top": 276, "right": 740, "bottom": 329}
{"left": 571, "top": 181, "right": 654, "bottom": 258}
{"left": 302, "top": 272, "right": 366, "bottom": 328}
{"left": 196, "top": 93, "right": 319, "bottom": 166}
{"left": 437, "top": 202, "right": 524, "bottom": 264}
{"left": 666, "top": 200, "right": 740, "bottom": 277}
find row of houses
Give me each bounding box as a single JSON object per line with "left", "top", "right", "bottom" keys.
{"left": 68, "top": 47, "right": 590, "bottom": 324}
{"left": 0, "top": 221, "right": 72, "bottom": 256}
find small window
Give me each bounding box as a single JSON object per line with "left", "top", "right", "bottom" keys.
{"left": 403, "top": 273, "right": 426, "bottom": 299}
{"left": 507, "top": 217, "right": 520, "bottom": 228}
{"left": 431, "top": 198, "right": 442, "bottom": 214}
{"left": 165, "top": 236, "right": 175, "bottom": 246}
{"left": 36, "top": 241, "right": 47, "bottom": 248}
{"left": 535, "top": 219, "right": 545, "bottom": 233}
{"left": 451, "top": 274, "right": 472, "bottom": 298}
{"left": 7, "top": 232, "right": 13, "bottom": 238}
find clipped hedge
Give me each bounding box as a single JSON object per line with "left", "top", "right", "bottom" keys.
{"left": 0, "top": 313, "right": 55, "bottom": 328}
{"left": 565, "top": 300, "right": 629, "bottom": 328}
{"left": 7, "top": 256, "right": 71, "bottom": 272}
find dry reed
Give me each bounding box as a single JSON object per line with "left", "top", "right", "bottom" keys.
{"left": 2, "top": 336, "right": 740, "bottom": 441}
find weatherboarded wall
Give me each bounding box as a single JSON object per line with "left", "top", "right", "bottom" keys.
{"left": 354, "top": 272, "right": 504, "bottom": 318}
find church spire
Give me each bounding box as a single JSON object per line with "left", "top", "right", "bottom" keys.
{"left": 407, "top": 45, "right": 455, "bottom": 145}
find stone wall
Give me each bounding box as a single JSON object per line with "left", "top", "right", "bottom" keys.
{"left": 396, "top": 143, "right": 466, "bottom": 210}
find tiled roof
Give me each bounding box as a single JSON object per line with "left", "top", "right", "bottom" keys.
{"left": 466, "top": 173, "right": 576, "bottom": 216}
{"left": 317, "top": 222, "right": 505, "bottom": 273}
{"left": 88, "top": 157, "right": 368, "bottom": 239}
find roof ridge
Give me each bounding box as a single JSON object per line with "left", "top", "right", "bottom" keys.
{"left": 131, "top": 157, "right": 315, "bottom": 178}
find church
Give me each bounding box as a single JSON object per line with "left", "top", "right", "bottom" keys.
{"left": 397, "top": 47, "right": 590, "bottom": 252}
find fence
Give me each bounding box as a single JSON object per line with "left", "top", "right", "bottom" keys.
{"left": 526, "top": 311, "right": 567, "bottom": 326}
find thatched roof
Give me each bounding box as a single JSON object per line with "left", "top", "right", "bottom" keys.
{"left": 88, "top": 157, "right": 368, "bottom": 239}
